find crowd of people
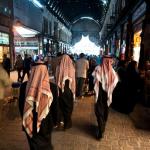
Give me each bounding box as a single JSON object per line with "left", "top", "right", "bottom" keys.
{"left": 0, "top": 52, "right": 144, "bottom": 150}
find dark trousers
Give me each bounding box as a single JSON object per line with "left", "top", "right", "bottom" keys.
{"left": 21, "top": 69, "right": 30, "bottom": 82}
{"left": 88, "top": 75, "right": 94, "bottom": 92}
{"left": 25, "top": 110, "right": 53, "bottom": 150}
{"left": 17, "top": 69, "right": 22, "bottom": 82}
{"left": 19, "top": 82, "right": 53, "bottom": 150}
{"left": 76, "top": 77, "right": 85, "bottom": 97}
{"left": 59, "top": 84, "right": 74, "bottom": 129}
{"left": 95, "top": 82, "right": 108, "bottom": 136}
{"left": 50, "top": 82, "right": 62, "bottom": 126}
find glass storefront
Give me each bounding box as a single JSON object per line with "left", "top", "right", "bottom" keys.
{"left": 0, "top": 46, "right": 9, "bottom": 63}
{"left": 0, "top": 32, "right": 9, "bottom": 45}
{"left": 132, "top": 2, "right": 146, "bottom": 63}
{"left": 115, "top": 30, "right": 121, "bottom": 57}
{"left": 116, "top": 39, "right": 120, "bottom": 57}
{"left": 133, "top": 30, "right": 142, "bottom": 63}
{"left": 0, "top": 32, "right": 10, "bottom": 63}
{"left": 13, "top": 25, "right": 40, "bottom": 58}
{"left": 120, "top": 23, "right": 127, "bottom": 60}
{"left": 14, "top": 39, "right": 39, "bottom": 58}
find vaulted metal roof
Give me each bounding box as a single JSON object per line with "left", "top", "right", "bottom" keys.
{"left": 42, "top": 0, "right": 110, "bottom": 28}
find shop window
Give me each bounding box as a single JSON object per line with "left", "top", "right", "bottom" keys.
{"left": 0, "top": 32, "right": 9, "bottom": 45}
{"left": 0, "top": 46, "right": 9, "bottom": 63}
{"left": 133, "top": 30, "right": 142, "bottom": 63}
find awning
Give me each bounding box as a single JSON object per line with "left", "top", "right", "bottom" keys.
{"left": 13, "top": 26, "right": 40, "bottom": 38}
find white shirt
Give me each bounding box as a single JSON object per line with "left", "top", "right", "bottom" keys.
{"left": 76, "top": 58, "right": 89, "bottom": 78}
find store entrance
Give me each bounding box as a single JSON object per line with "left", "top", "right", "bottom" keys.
{"left": 0, "top": 46, "right": 9, "bottom": 63}
{"left": 133, "top": 30, "right": 142, "bottom": 63}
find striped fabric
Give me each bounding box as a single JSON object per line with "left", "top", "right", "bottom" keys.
{"left": 56, "top": 54, "right": 76, "bottom": 98}
{"left": 92, "top": 57, "right": 118, "bottom": 106}
{"left": 23, "top": 62, "right": 53, "bottom": 137}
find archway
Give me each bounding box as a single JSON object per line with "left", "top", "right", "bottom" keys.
{"left": 70, "top": 35, "right": 100, "bottom": 55}
{"left": 71, "top": 18, "right": 101, "bottom": 50}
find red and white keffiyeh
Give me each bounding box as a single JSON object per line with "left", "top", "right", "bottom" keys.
{"left": 56, "top": 54, "right": 76, "bottom": 98}
{"left": 92, "top": 57, "right": 118, "bottom": 106}
{"left": 23, "top": 62, "right": 53, "bottom": 137}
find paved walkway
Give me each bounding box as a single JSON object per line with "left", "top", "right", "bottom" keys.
{"left": 0, "top": 95, "right": 150, "bottom": 150}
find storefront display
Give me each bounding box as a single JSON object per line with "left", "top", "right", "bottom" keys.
{"left": 120, "top": 23, "right": 127, "bottom": 60}
{"left": 120, "top": 40, "right": 126, "bottom": 60}
{"left": 14, "top": 38, "right": 39, "bottom": 57}
{"left": 132, "top": 2, "right": 146, "bottom": 63}
{"left": 13, "top": 25, "right": 40, "bottom": 57}
{"left": 111, "top": 34, "right": 115, "bottom": 55}
{"left": 115, "top": 39, "right": 120, "bottom": 57}
{"left": 0, "top": 32, "right": 9, "bottom": 45}
{"left": 0, "top": 32, "right": 10, "bottom": 63}
{"left": 43, "top": 38, "right": 53, "bottom": 55}
{"left": 0, "top": 46, "right": 9, "bottom": 63}
{"left": 115, "top": 30, "right": 121, "bottom": 57}
{"left": 133, "top": 18, "right": 143, "bottom": 63}
{"left": 133, "top": 30, "right": 142, "bottom": 63}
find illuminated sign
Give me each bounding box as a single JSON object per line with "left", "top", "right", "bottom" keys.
{"left": 0, "top": 32, "right": 9, "bottom": 45}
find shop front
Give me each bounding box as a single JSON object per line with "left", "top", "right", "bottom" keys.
{"left": 111, "top": 34, "right": 115, "bottom": 55}
{"left": 43, "top": 37, "right": 54, "bottom": 56}
{"left": 13, "top": 25, "right": 40, "bottom": 58}
{"left": 115, "top": 30, "right": 121, "bottom": 58}
{"left": 133, "top": 29, "right": 142, "bottom": 63}
{"left": 58, "top": 41, "right": 68, "bottom": 53}
{"left": 0, "top": 31, "right": 10, "bottom": 63}
{"left": 14, "top": 37, "right": 39, "bottom": 58}
{"left": 120, "top": 23, "right": 127, "bottom": 60}
{"left": 132, "top": 2, "right": 146, "bottom": 64}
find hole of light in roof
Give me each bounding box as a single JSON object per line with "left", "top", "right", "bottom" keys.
{"left": 102, "top": 0, "right": 107, "bottom": 5}
{"left": 31, "top": 0, "right": 43, "bottom": 8}
{"left": 70, "top": 35, "right": 100, "bottom": 55}
{"left": 73, "top": 17, "right": 101, "bottom": 27}
{"left": 81, "top": 17, "right": 94, "bottom": 20}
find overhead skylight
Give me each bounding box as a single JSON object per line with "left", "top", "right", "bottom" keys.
{"left": 102, "top": 0, "right": 107, "bottom": 5}
{"left": 30, "top": 0, "right": 43, "bottom": 8}
{"left": 81, "top": 17, "right": 94, "bottom": 20}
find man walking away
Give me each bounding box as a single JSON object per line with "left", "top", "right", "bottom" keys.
{"left": 75, "top": 53, "right": 89, "bottom": 99}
